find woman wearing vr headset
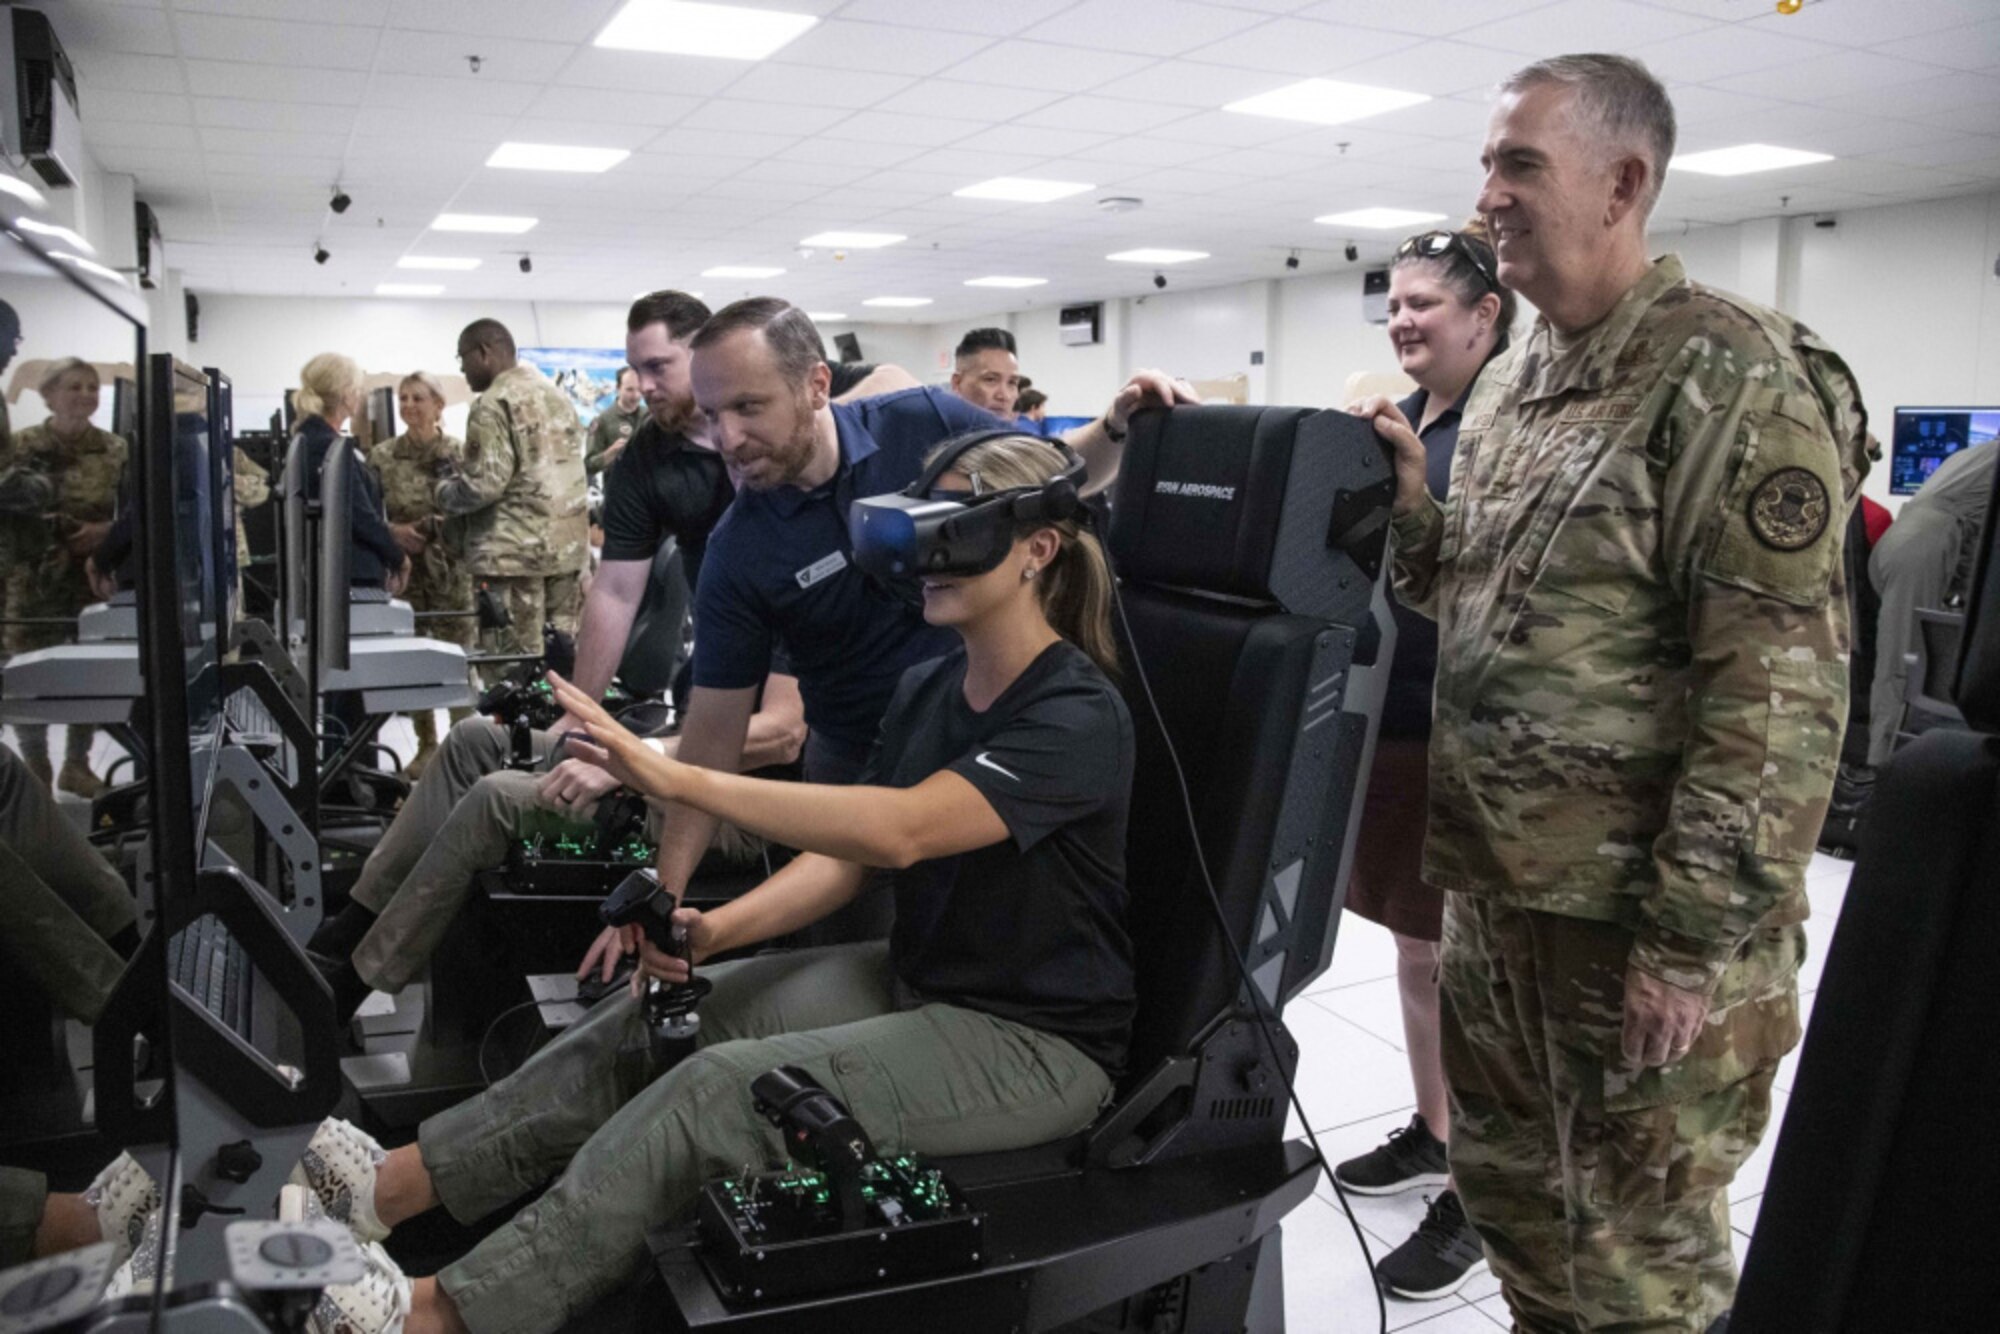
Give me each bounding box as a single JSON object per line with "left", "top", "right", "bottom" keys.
{"left": 1337, "top": 220, "right": 1515, "bottom": 1302}
{"left": 288, "top": 431, "right": 1135, "bottom": 1334}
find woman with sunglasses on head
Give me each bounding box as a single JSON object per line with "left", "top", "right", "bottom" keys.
{"left": 278, "top": 432, "right": 1136, "bottom": 1334}
{"left": 1338, "top": 220, "right": 1515, "bottom": 1304}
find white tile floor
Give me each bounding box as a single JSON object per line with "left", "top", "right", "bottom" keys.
{"left": 1281, "top": 853, "right": 1853, "bottom": 1333}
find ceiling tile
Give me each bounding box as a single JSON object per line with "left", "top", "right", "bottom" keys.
{"left": 1322, "top": 38, "right": 1533, "bottom": 98}
{"left": 553, "top": 49, "right": 748, "bottom": 98}
{"left": 85, "top": 88, "right": 195, "bottom": 124}
{"left": 72, "top": 51, "right": 185, "bottom": 93}
{"left": 1735, "top": 0, "right": 2000, "bottom": 48}
{"left": 817, "top": 110, "right": 991, "bottom": 148}
{"left": 197, "top": 97, "right": 361, "bottom": 134}
{"left": 833, "top": 0, "right": 1079, "bottom": 36}
{"left": 675, "top": 99, "right": 857, "bottom": 136}
{"left": 775, "top": 138, "right": 929, "bottom": 169}
{"left": 372, "top": 30, "right": 575, "bottom": 82}
{"left": 1873, "top": 18, "right": 2000, "bottom": 72}
{"left": 183, "top": 60, "right": 367, "bottom": 104}
{"left": 641, "top": 127, "right": 803, "bottom": 160}
{"left": 363, "top": 73, "right": 543, "bottom": 116}
{"left": 519, "top": 84, "right": 702, "bottom": 126}
{"left": 947, "top": 124, "right": 1118, "bottom": 158}
{"left": 1294, "top": 0, "right": 1564, "bottom": 39}
{"left": 1088, "top": 59, "right": 1290, "bottom": 108}
{"left": 1454, "top": 0, "right": 1716, "bottom": 55}
{"left": 1193, "top": 18, "right": 1420, "bottom": 75}
{"left": 86, "top": 120, "right": 205, "bottom": 152}
{"left": 1015, "top": 95, "right": 1194, "bottom": 136}
{"left": 200, "top": 127, "right": 353, "bottom": 158}
{"left": 176, "top": 0, "right": 393, "bottom": 19}
{"left": 873, "top": 80, "right": 1064, "bottom": 122}
{"left": 48, "top": 4, "right": 177, "bottom": 57}
{"left": 938, "top": 41, "right": 1155, "bottom": 93}
{"left": 1707, "top": 49, "right": 1945, "bottom": 106}
{"left": 1624, "top": 24, "right": 1842, "bottom": 84}
{"left": 770, "top": 20, "right": 997, "bottom": 76}
{"left": 704, "top": 63, "right": 912, "bottom": 110}
{"left": 381, "top": 0, "right": 616, "bottom": 42}
{"left": 1018, "top": 0, "right": 1270, "bottom": 57}
{"left": 171, "top": 13, "right": 382, "bottom": 69}
{"left": 349, "top": 106, "right": 515, "bottom": 142}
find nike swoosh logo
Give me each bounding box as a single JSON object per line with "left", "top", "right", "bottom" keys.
{"left": 974, "top": 752, "right": 1019, "bottom": 781}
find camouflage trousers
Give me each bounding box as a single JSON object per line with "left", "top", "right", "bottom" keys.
{"left": 407, "top": 551, "right": 476, "bottom": 653}
{"left": 1439, "top": 895, "right": 1802, "bottom": 1333}
{"left": 475, "top": 571, "right": 582, "bottom": 662}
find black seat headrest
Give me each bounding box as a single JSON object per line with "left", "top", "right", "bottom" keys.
{"left": 1108, "top": 405, "right": 1392, "bottom": 623}
{"left": 1953, "top": 457, "right": 2000, "bottom": 732}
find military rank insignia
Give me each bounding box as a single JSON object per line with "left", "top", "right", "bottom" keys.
{"left": 1748, "top": 467, "right": 1830, "bottom": 551}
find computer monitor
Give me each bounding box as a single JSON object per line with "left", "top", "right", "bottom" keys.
{"left": 834, "top": 331, "right": 863, "bottom": 363}
{"left": 1890, "top": 405, "right": 2000, "bottom": 495}
{"left": 142, "top": 355, "right": 223, "bottom": 797}
{"left": 205, "top": 367, "right": 236, "bottom": 647}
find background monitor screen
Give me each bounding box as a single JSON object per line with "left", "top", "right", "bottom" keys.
{"left": 1890, "top": 406, "right": 2000, "bottom": 495}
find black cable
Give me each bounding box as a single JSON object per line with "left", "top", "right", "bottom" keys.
{"left": 477, "top": 997, "right": 552, "bottom": 1087}
{"left": 1108, "top": 575, "right": 1390, "bottom": 1334}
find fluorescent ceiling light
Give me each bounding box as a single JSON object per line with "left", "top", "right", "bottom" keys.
{"left": 432, "top": 213, "right": 538, "bottom": 234}
{"left": 862, "top": 296, "right": 932, "bottom": 308}
{"left": 487, "top": 142, "right": 631, "bottom": 173}
{"left": 701, "top": 264, "right": 786, "bottom": 278}
{"left": 1671, "top": 143, "right": 1834, "bottom": 176}
{"left": 0, "top": 173, "right": 45, "bottom": 207}
{"left": 806, "top": 311, "right": 848, "bottom": 321}
{"left": 954, "top": 177, "right": 1094, "bottom": 203}
{"left": 800, "top": 230, "right": 905, "bottom": 249}
{"left": 14, "top": 216, "right": 93, "bottom": 254}
{"left": 595, "top": 0, "right": 817, "bottom": 60}
{"left": 1225, "top": 78, "right": 1429, "bottom": 126}
{"left": 398, "top": 256, "right": 481, "bottom": 271}
{"left": 1107, "top": 248, "right": 1208, "bottom": 264}
{"left": 50, "top": 251, "right": 123, "bottom": 283}
{"left": 376, "top": 283, "right": 445, "bottom": 296}
{"left": 1314, "top": 207, "right": 1446, "bottom": 229}
{"left": 964, "top": 276, "right": 1048, "bottom": 289}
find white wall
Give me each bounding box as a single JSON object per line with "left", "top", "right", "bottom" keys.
{"left": 173, "top": 188, "right": 2000, "bottom": 510}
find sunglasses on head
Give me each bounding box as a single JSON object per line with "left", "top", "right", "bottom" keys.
{"left": 1397, "top": 230, "right": 1499, "bottom": 292}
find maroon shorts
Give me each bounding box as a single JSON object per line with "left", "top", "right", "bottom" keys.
{"left": 1343, "top": 735, "right": 1443, "bottom": 943}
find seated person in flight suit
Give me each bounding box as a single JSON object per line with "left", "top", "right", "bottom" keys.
{"left": 286, "top": 432, "right": 1136, "bottom": 1334}
{"left": 309, "top": 297, "right": 1181, "bottom": 1012}
{"left": 0, "top": 741, "right": 157, "bottom": 1283}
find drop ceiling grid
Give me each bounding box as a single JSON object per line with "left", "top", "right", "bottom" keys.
{"left": 42, "top": 0, "right": 2000, "bottom": 316}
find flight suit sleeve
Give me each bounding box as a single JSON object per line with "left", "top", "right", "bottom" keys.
{"left": 1635, "top": 356, "right": 1851, "bottom": 995}
{"left": 437, "top": 395, "right": 516, "bottom": 515}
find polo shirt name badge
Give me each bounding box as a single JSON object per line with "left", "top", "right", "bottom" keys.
{"left": 795, "top": 550, "right": 849, "bottom": 589}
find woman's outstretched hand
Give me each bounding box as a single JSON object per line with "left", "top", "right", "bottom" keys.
{"left": 545, "top": 672, "right": 686, "bottom": 801}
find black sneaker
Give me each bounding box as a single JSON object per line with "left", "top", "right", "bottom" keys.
{"left": 1375, "top": 1189, "right": 1487, "bottom": 1301}
{"left": 1333, "top": 1114, "right": 1451, "bottom": 1195}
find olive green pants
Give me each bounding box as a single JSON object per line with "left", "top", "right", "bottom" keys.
{"left": 1440, "top": 896, "right": 1802, "bottom": 1333}
{"left": 475, "top": 572, "right": 582, "bottom": 661}
{"left": 350, "top": 718, "right": 554, "bottom": 992}
{"left": 0, "top": 1166, "right": 46, "bottom": 1268}
{"left": 422, "top": 942, "right": 1111, "bottom": 1334}
{"left": 0, "top": 743, "right": 135, "bottom": 1024}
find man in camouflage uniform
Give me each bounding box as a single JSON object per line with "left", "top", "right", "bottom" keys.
{"left": 0, "top": 359, "right": 128, "bottom": 796}
{"left": 1361, "top": 56, "right": 1870, "bottom": 1332}
{"left": 444, "top": 319, "right": 589, "bottom": 664}
{"left": 370, "top": 372, "right": 473, "bottom": 772}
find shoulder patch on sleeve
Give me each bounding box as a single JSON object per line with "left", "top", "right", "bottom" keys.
{"left": 1747, "top": 467, "right": 1831, "bottom": 552}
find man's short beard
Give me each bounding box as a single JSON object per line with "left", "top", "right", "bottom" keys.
{"left": 650, "top": 392, "right": 698, "bottom": 434}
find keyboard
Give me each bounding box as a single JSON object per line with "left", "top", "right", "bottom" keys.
{"left": 168, "top": 913, "right": 252, "bottom": 1041}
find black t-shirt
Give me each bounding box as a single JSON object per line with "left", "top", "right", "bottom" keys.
{"left": 827, "top": 361, "right": 876, "bottom": 398}
{"left": 599, "top": 417, "right": 733, "bottom": 592}
{"left": 866, "top": 640, "right": 1137, "bottom": 1076}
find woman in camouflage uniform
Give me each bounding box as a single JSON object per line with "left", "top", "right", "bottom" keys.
{"left": 368, "top": 371, "right": 472, "bottom": 776}
{"left": 1, "top": 359, "right": 126, "bottom": 796}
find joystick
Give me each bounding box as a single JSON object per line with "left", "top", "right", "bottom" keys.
{"left": 600, "top": 867, "right": 710, "bottom": 1066}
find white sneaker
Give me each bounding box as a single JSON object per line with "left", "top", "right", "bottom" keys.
{"left": 98, "top": 1201, "right": 163, "bottom": 1302}
{"left": 289, "top": 1118, "right": 391, "bottom": 1243}
{"left": 82, "top": 1152, "right": 160, "bottom": 1270}
{"left": 279, "top": 1185, "right": 413, "bottom": 1334}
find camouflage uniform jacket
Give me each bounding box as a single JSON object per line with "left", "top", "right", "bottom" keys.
{"left": 440, "top": 363, "right": 588, "bottom": 578}
{"left": 585, "top": 403, "right": 645, "bottom": 476}
{"left": 1391, "top": 255, "right": 1871, "bottom": 995}
{"left": 0, "top": 422, "right": 128, "bottom": 588}
{"left": 368, "top": 429, "right": 466, "bottom": 589}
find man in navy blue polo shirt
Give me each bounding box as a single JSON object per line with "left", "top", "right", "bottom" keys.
{"left": 578, "top": 296, "right": 1190, "bottom": 962}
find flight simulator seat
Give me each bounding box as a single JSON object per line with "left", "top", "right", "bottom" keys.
{"left": 1731, "top": 463, "right": 2000, "bottom": 1332}
{"left": 646, "top": 402, "right": 1398, "bottom": 1332}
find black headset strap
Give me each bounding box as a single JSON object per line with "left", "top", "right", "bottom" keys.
{"left": 904, "top": 428, "right": 1088, "bottom": 502}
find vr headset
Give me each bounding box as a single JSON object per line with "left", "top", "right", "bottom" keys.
{"left": 849, "top": 429, "right": 1088, "bottom": 581}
